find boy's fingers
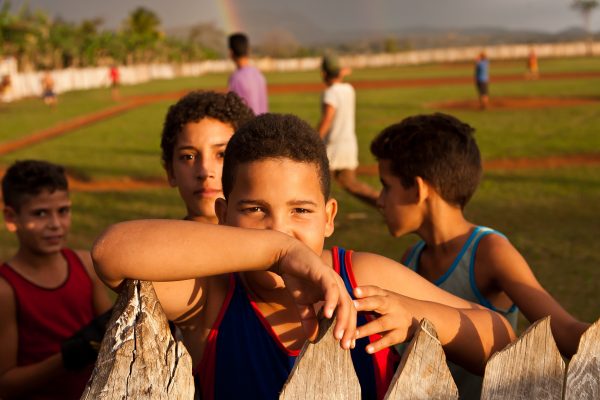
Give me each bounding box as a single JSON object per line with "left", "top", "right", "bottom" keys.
{"left": 356, "top": 315, "right": 408, "bottom": 340}
{"left": 296, "top": 304, "right": 318, "bottom": 341}
{"left": 353, "top": 295, "right": 387, "bottom": 314}
{"left": 354, "top": 285, "right": 387, "bottom": 299}
{"left": 365, "top": 331, "right": 406, "bottom": 354}
{"left": 337, "top": 291, "right": 357, "bottom": 349}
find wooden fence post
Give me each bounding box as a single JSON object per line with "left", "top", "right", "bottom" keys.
{"left": 384, "top": 319, "right": 458, "bottom": 400}
{"left": 279, "top": 315, "right": 361, "bottom": 399}
{"left": 81, "top": 280, "right": 194, "bottom": 399}
{"left": 481, "top": 316, "right": 564, "bottom": 400}
{"left": 564, "top": 318, "right": 600, "bottom": 399}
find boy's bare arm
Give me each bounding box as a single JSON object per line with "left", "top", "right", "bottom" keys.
{"left": 349, "top": 252, "right": 516, "bottom": 372}
{"left": 317, "top": 104, "right": 336, "bottom": 139}
{"left": 481, "top": 234, "right": 589, "bottom": 357}
{"left": 77, "top": 250, "right": 113, "bottom": 315}
{"left": 353, "top": 285, "right": 514, "bottom": 375}
{"left": 92, "top": 219, "right": 356, "bottom": 347}
{"left": 0, "top": 280, "right": 65, "bottom": 398}
{"left": 351, "top": 251, "right": 485, "bottom": 309}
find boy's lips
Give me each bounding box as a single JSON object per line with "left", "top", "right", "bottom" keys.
{"left": 194, "top": 188, "right": 222, "bottom": 198}
{"left": 43, "top": 235, "right": 64, "bottom": 244}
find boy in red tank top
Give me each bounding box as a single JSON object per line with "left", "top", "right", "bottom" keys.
{"left": 0, "top": 160, "right": 113, "bottom": 400}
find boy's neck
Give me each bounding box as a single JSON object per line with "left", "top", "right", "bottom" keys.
{"left": 325, "top": 77, "right": 343, "bottom": 87}
{"left": 8, "top": 248, "right": 67, "bottom": 286}
{"left": 419, "top": 201, "right": 473, "bottom": 252}
{"left": 234, "top": 56, "right": 250, "bottom": 69}
{"left": 185, "top": 214, "right": 219, "bottom": 224}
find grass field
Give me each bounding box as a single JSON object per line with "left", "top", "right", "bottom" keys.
{"left": 1, "top": 56, "right": 599, "bottom": 330}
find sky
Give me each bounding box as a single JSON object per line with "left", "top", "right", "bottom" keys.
{"left": 8, "top": 0, "right": 599, "bottom": 42}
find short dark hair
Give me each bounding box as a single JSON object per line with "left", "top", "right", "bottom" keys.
{"left": 228, "top": 32, "right": 249, "bottom": 58}
{"left": 222, "top": 113, "right": 331, "bottom": 200}
{"left": 370, "top": 113, "right": 481, "bottom": 209}
{"left": 2, "top": 160, "right": 68, "bottom": 211}
{"left": 161, "top": 90, "right": 254, "bottom": 169}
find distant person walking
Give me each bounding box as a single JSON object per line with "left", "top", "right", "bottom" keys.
{"left": 109, "top": 65, "right": 121, "bottom": 100}
{"left": 227, "top": 32, "right": 268, "bottom": 115}
{"left": 41, "top": 71, "right": 57, "bottom": 106}
{"left": 474, "top": 52, "right": 489, "bottom": 110}
{"left": 317, "top": 53, "right": 379, "bottom": 206}
{"left": 526, "top": 48, "right": 539, "bottom": 80}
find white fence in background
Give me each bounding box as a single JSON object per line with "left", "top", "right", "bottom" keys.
{"left": 1, "top": 40, "right": 598, "bottom": 103}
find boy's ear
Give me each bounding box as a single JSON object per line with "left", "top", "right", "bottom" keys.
{"left": 414, "top": 176, "right": 430, "bottom": 204}
{"left": 324, "top": 198, "right": 338, "bottom": 238}
{"left": 3, "top": 207, "right": 18, "bottom": 233}
{"left": 215, "top": 198, "right": 228, "bottom": 225}
{"left": 165, "top": 165, "right": 177, "bottom": 187}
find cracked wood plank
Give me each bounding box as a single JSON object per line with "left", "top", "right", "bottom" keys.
{"left": 481, "top": 316, "right": 564, "bottom": 400}
{"left": 565, "top": 318, "right": 600, "bottom": 399}
{"left": 279, "top": 314, "right": 361, "bottom": 399}
{"left": 81, "top": 280, "right": 194, "bottom": 399}
{"left": 384, "top": 318, "right": 458, "bottom": 400}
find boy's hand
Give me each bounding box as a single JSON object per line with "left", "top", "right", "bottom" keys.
{"left": 61, "top": 308, "right": 113, "bottom": 370}
{"left": 353, "top": 286, "right": 419, "bottom": 354}
{"left": 274, "top": 242, "right": 356, "bottom": 350}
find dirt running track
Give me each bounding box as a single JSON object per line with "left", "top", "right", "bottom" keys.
{"left": 1, "top": 71, "right": 599, "bottom": 191}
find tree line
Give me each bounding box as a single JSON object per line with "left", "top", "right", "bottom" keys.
{"left": 0, "top": 3, "right": 226, "bottom": 71}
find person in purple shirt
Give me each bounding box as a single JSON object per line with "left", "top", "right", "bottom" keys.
{"left": 228, "top": 33, "right": 268, "bottom": 115}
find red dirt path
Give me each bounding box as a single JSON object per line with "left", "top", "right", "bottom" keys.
{"left": 1, "top": 70, "right": 599, "bottom": 191}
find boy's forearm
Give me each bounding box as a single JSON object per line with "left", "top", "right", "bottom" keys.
{"left": 92, "top": 219, "right": 295, "bottom": 288}
{"left": 0, "top": 353, "right": 64, "bottom": 398}
{"left": 396, "top": 296, "right": 515, "bottom": 374}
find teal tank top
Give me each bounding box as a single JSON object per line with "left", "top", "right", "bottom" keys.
{"left": 403, "top": 226, "right": 518, "bottom": 400}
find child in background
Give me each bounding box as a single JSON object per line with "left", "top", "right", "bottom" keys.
{"left": 228, "top": 32, "right": 268, "bottom": 115}
{"left": 474, "top": 52, "right": 489, "bottom": 110}
{"left": 160, "top": 90, "right": 254, "bottom": 223}
{"left": 0, "top": 160, "right": 113, "bottom": 399}
{"left": 41, "top": 71, "right": 57, "bottom": 106}
{"left": 317, "top": 53, "right": 380, "bottom": 206}
{"left": 370, "top": 113, "right": 589, "bottom": 399}
{"left": 93, "top": 113, "right": 515, "bottom": 400}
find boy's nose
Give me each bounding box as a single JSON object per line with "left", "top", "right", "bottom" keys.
{"left": 268, "top": 216, "right": 293, "bottom": 237}
{"left": 196, "top": 159, "right": 215, "bottom": 179}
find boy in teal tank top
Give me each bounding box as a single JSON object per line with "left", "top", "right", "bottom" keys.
{"left": 370, "top": 113, "right": 590, "bottom": 399}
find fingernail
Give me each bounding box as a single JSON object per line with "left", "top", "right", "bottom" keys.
{"left": 353, "top": 300, "right": 359, "bottom": 308}
{"left": 355, "top": 288, "right": 362, "bottom": 296}
{"left": 335, "top": 329, "right": 344, "bottom": 340}
{"left": 366, "top": 345, "right": 374, "bottom": 354}
{"left": 352, "top": 339, "right": 356, "bottom": 348}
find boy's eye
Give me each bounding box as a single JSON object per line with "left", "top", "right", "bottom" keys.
{"left": 216, "top": 151, "right": 225, "bottom": 159}
{"left": 59, "top": 207, "right": 71, "bottom": 215}
{"left": 33, "top": 210, "right": 47, "bottom": 217}
{"left": 178, "top": 154, "right": 195, "bottom": 161}
{"left": 293, "top": 208, "right": 312, "bottom": 214}
{"left": 242, "top": 206, "right": 264, "bottom": 214}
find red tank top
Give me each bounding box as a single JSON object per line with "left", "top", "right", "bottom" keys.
{"left": 0, "top": 248, "right": 96, "bottom": 399}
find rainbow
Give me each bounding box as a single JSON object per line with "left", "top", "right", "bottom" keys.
{"left": 216, "top": 0, "right": 243, "bottom": 34}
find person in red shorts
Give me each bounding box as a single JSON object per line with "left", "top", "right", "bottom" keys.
{"left": 0, "top": 160, "right": 113, "bottom": 399}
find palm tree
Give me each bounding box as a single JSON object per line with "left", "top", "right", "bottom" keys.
{"left": 571, "top": 0, "right": 598, "bottom": 35}
{"left": 122, "top": 7, "right": 162, "bottom": 63}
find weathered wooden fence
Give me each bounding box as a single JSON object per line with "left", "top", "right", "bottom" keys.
{"left": 83, "top": 280, "right": 600, "bottom": 399}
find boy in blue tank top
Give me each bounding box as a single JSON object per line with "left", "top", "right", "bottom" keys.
{"left": 93, "top": 114, "right": 515, "bottom": 400}
{"left": 370, "top": 113, "right": 590, "bottom": 399}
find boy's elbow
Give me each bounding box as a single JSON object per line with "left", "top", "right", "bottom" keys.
{"left": 91, "top": 225, "right": 124, "bottom": 290}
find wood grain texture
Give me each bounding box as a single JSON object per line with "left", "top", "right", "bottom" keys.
{"left": 481, "top": 316, "right": 564, "bottom": 400}
{"left": 81, "top": 280, "right": 194, "bottom": 399}
{"left": 384, "top": 319, "right": 458, "bottom": 400}
{"left": 279, "top": 315, "right": 361, "bottom": 400}
{"left": 565, "top": 318, "right": 600, "bottom": 400}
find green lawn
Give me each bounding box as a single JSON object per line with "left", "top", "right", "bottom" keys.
{"left": 0, "top": 56, "right": 599, "bottom": 329}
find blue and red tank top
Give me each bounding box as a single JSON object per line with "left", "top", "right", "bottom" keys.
{"left": 0, "top": 248, "right": 96, "bottom": 400}
{"left": 195, "top": 246, "right": 399, "bottom": 400}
